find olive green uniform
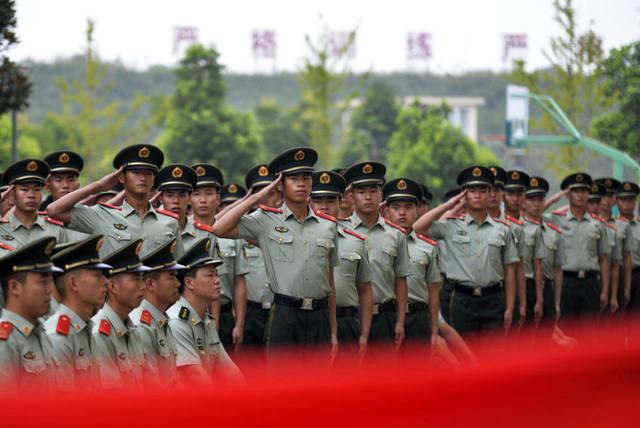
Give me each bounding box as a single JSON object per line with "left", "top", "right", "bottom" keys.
{"left": 181, "top": 219, "right": 218, "bottom": 255}
{"left": 540, "top": 221, "right": 567, "bottom": 317}
{"left": 626, "top": 216, "right": 640, "bottom": 309}
{"left": 0, "top": 213, "right": 67, "bottom": 249}
{"left": 522, "top": 217, "right": 549, "bottom": 319}
{"left": 216, "top": 238, "right": 249, "bottom": 347}
{"left": 605, "top": 216, "right": 633, "bottom": 306}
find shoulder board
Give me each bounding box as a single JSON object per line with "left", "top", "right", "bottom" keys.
{"left": 606, "top": 222, "right": 618, "bottom": 231}
{"left": 343, "top": 228, "right": 366, "bottom": 241}
{"left": 45, "top": 217, "right": 64, "bottom": 227}
{"left": 140, "top": 310, "right": 152, "bottom": 326}
{"left": 157, "top": 209, "right": 179, "bottom": 219}
{"left": 56, "top": 315, "right": 71, "bottom": 336}
{"left": 0, "top": 321, "right": 13, "bottom": 340}
{"left": 314, "top": 210, "right": 337, "bottom": 223}
{"left": 417, "top": 234, "right": 437, "bottom": 246}
{"left": 493, "top": 218, "right": 511, "bottom": 227}
{"left": 615, "top": 215, "right": 630, "bottom": 223}
{"left": 259, "top": 205, "right": 283, "bottom": 214}
{"left": 383, "top": 218, "right": 407, "bottom": 234}
{"left": 505, "top": 215, "right": 523, "bottom": 225}
{"left": 0, "top": 219, "right": 8, "bottom": 223}
{"left": 98, "top": 202, "right": 122, "bottom": 211}
{"left": 0, "top": 242, "right": 15, "bottom": 251}
{"left": 37, "top": 211, "right": 47, "bottom": 216}
{"left": 546, "top": 222, "right": 563, "bottom": 234}
{"left": 98, "top": 319, "right": 111, "bottom": 336}
{"left": 551, "top": 210, "right": 566, "bottom": 216}
{"left": 446, "top": 216, "right": 462, "bottom": 220}
{"left": 590, "top": 213, "right": 605, "bottom": 222}
{"left": 193, "top": 222, "right": 213, "bottom": 233}
{"left": 338, "top": 217, "right": 351, "bottom": 222}
{"left": 524, "top": 217, "right": 540, "bottom": 225}
{"left": 179, "top": 307, "right": 190, "bottom": 320}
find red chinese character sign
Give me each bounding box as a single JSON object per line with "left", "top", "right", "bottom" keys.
{"left": 407, "top": 32, "right": 432, "bottom": 60}
{"left": 502, "top": 34, "right": 528, "bottom": 65}
{"left": 252, "top": 29, "right": 277, "bottom": 73}
{"left": 173, "top": 27, "right": 198, "bottom": 55}
{"left": 327, "top": 31, "right": 356, "bottom": 59}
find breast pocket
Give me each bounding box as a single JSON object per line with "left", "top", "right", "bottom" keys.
{"left": 107, "top": 231, "right": 132, "bottom": 243}
{"left": 339, "top": 251, "right": 360, "bottom": 280}
{"left": 452, "top": 235, "right": 471, "bottom": 257}
{"left": 488, "top": 238, "right": 505, "bottom": 259}
{"left": 22, "top": 353, "right": 48, "bottom": 376}
{"left": 586, "top": 232, "right": 598, "bottom": 254}
{"left": 380, "top": 246, "right": 397, "bottom": 270}
{"left": 563, "top": 230, "right": 574, "bottom": 248}
{"left": 316, "top": 238, "right": 335, "bottom": 267}
{"left": 73, "top": 348, "right": 92, "bottom": 371}
{"left": 268, "top": 232, "right": 294, "bottom": 262}
{"left": 411, "top": 251, "right": 430, "bottom": 277}
{"left": 151, "top": 234, "right": 173, "bottom": 247}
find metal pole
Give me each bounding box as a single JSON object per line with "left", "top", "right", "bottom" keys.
{"left": 11, "top": 109, "right": 18, "bottom": 162}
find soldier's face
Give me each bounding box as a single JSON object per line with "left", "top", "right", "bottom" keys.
{"left": 10, "top": 272, "right": 52, "bottom": 321}
{"left": 121, "top": 169, "right": 154, "bottom": 196}
{"left": 76, "top": 268, "right": 108, "bottom": 308}
{"left": 352, "top": 185, "right": 382, "bottom": 215}
{"left": 503, "top": 190, "right": 524, "bottom": 214}
{"left": 617, "top": 197, "right": 636, "bottom": 216}
{"left": 309, "top": 196, "right": 340, "bottom": 218}
{"left": 13, "top": 182, "right": 43, "bottom": 212}
{"left": 111, "top": 272, "right": 145, "bottom": 310}
{"left": 567, "top": 188, "right": 588, "bottom": 209}
{"left": 586, "top": 200, "right": 600, "bottom": 215}
{"left": 161, "top": 189, "right": 189, "bottom": 218}
{"left": 387, "top": 199, "right": 418, "bottom": 230}
{"left": 190, "top": 186, "right": 219, "bottom": 217}
{"left": 465, "top": 186, "right": 489, "bottom": 211}
{"left": 524, "top": 195, "right": 545, "bottom": 218}
{"left": 192, "top": 265, "right": 220, "bottom": 302}
{"left": 488, "top": 185, "right": 503, "bottom": 209}
{"left": 45, "top": 173, "right": 79, "bottom": 201}
{"left": 279, "top": 173, "right": 311, "bottom": 203}
{"left": 154, "top": 269, "right": 181, "bottom": 306}
{"left": 600, "top": 193, "right": 615, "bottom": 212}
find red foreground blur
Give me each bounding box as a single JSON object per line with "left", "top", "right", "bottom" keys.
{"left": 5, "top": 315, "right": 640, "bottom": 426}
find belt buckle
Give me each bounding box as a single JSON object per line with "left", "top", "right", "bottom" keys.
{"left": 262, "top": 301, "right": 272, "bottom": 310}
{"left": 301, "top": 297, "right": 314, "bottom": 310}
{"left": 472, "top": 287, "right": 483, "bottom": 297}
{"left": 577, "top": 270, "right": 586, "bottom": 279}
{"left": 405, "top": 303, "right": 411, "bottom": 314}
{"left": 373, "top": 304, "right": 380, "bottom": 315}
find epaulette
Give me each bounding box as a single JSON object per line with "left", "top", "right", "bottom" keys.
{"left": 417, "top": 234, "right": 437, "bottom": 246}
{"left": 524, "top": 217, "right": 540, "bottom": 225}
{"left": 383, "top": 217, "right": 407, "bottom": 234}
{"left": 37, "top": 211, "right": 47, "bottom": 216}
{"left": 98, "top": 319, "right": 111, "bottom": 336}
{"left": 140, "top": 310, "right": 152, "bottom": 326}
{"left": 505, "top": 215, "right": 523, "bottom": 226}
{"left": 338, "top": 217, "right": 351, "bottom": 222}
{"left": 615, "top": 215, "right": 630, "bottom": 223}
{"left": 98, "top": 202, "right": 122, "bottom": 211}
{"left": 179, "top": 307, "right": 190, "bottom": 320}
{"left": 606, "top": 222, "right": 618, "bottom": 231}
{"left": 0, "top": 321, "right": 13, "bottom": 340}
{"left": 493, "top": 218, "right": 511, "bottom": 227}
{"left": 259, "top": 205, "right": 283, "bottom": 214}
{"left": 590, "top": 213, "right": 605, "bottom": 222}
{"left": 314, "top": 210, "right": 337, "bottom": 223}
{"left": 56, "top": 315, "right": 71, "bottom": 336}
{"left": 0, "top": 242, "right": 15, "bottom": 251}
{"left": 157, "top": 209, "right": 179, "bottom": 219}
{"left": 551, "top": 210, "right": 566, "bottom": 216}
{"left": 343, "top": 228, "right": 366, "bottom": 241}
{"left": 0, "top": 219, "right": 8, "bottom": 223}
{"left": 546, "top": 222, "right": 563, "bottom": 234}
{"left": 446, "top": 216, "right": 462, "bottom": 220}
{"left": 45, "top": 217, "right": 64, "bottom": 226}
{"left": 194, "top": 221, "right": 213, "bottom": 233}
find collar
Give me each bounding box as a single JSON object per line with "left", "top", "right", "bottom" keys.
{"left": 178, "top": 296, "right": 207, "bottom": 326}
{"left": 122, "top": 199, "right": 156, "bottom": 218}
{"left": 281, "top": 202, "right": 316, "bottom": 223}
{"left": 58, "top": 304, "right": 91, "bottom": 333}
{"left": 102, "top": 303, "right": 134, "bottom": 337}
{"left": 9, "top": 213, "right": 46, "bottom": 231}
{"left": 182, "top": 219, "right": 196, "bottom": 237}
{"left": 350, "top": 212, "right": 385, "bottom": 230}
{"left": 465, "top": 212, "right": 494, "bottom": 226}
{"left": 140, "top": 299, "right": 170, "bottom": 327}
{"left": 566, "top": 209, "right": 590, "bottom": 222}
{"left": 1, "top": 308, "right": 40, "bottom": 337}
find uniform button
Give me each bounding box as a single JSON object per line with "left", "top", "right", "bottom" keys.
{"left": 224, "top": 253, "right": 229, "bottom": 256}
{"left": 304, "top": 241, "right": 307, "bottom": 245}
{"left": 478, "top": 268, "right": 481, "bottom": 272}
{"left": 305, "top": 276, "right": 309, "bottom": 280}
{"left": 477, "top": 240, "right": 481, "bottom": 244}
{"left": 325, "top": 243, "right": 330, "bottom": 247}
{"left": 305, "top": 258, "right": 308, "bottom": 262}
{"left": 264, "top": 283, "right": 269, "bottom": 288}
{"left": 420, "top": 261, "right": 424, "bottom": 264}
{"left": 302, "top": 225, "right": 305, "bottom": 229}
{"left": 117, "top": 236, "right": 121, "bottom": 240}
{"left": 390, "top": 251, "right": 394, "bottom": 255}
{"left": 477, "top": 253, "right": 481, "bottom": 257}
{"left": 349, "top": 256, "right": 354, "bottom": 260}
{"left": 278, "top": 238, "right": 282, "bottom": 242}
{"left": 368, "top": 246, "right": 372, "bottom": 250}
{"left": 142, "top": 219, "right": 145, "bottom": 223}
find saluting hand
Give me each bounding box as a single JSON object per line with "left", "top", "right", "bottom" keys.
{"left": 256, "top": 174, "right": 282, "bottom": 205}
{"left": 446, "top": 189, "right": 467, "bottom": 210}
{"left": 0, "top": 184, "right": 14, "bottom": 203}
{"left": 97, "top": 166, "right": 124, "bottom": 192}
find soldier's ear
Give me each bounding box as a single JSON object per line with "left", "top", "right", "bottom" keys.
{"left": 106, "top": 278, "right": 119, "bottom": 295}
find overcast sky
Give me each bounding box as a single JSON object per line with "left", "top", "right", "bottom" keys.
{"left": 11, "top": 0, "right": 640, "bottom": 74}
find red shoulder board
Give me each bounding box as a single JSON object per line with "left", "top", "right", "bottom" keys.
{"left": 505, "top": 215, "right": 523, "bottom": 225}
{"left": 194, "top": 222, "right": 213, "bottom": 233}
{"left": 45, "top": 217, "right": 64, "bottom": 226}
{"left": 590, "top": 213, "right": 605, "bottom": 222}
{"left": 98, "top": 319, "right": 111, "bottom": 336}
{"left": 343, "top": 228, "right": 366, "bottom": 241}
{"left": 615, "top": 215, "right": 630, "bottom": 223}
{"left": 338, "top": 217, "right": 351, "bottom": 221}
{"left": 0, "top": 219, "right": 8, "bottom": 223}
{"left": 56, "top": 315, "right": 71, "bottom": 336}
{"left": 98, "top": 202, "right": 122, "bottom": 211}
{"left": 259, "top": 205, "right": 283, "bottom": 214}
{"left": 524, "top": 217, "right": 540, "bottom": 225}
{"left": 606, "top": 222, "right": 618, "bottom": 231}
{"left": 37, "top": 211, "right": 47, "bottom": 216}
{"left": 314, "top": 210, "right": 337, "bottom": 223}
{"left": 546, "top": 222, "right": 562, "bottom": 234}
{"left": 140, "top": 310, "right": 152, "bottom": 325}
{"left": 383, "top": 218, "right": 407, "bottom": 234}
{"left": 551, "top": 210, "right": 566, "bottom": 216}
{"left": 0, "top": 242, "right": 15, "bottom": 251}
{"left": 493, "top": 218, "right": 511, "bottom": 227}
{"left": 157, "top": 209, "right": 179, "bottom": 219}
{"left": 0, "top": 321, "right": 13, "bottom": 340}
{"left": 417, "top": 234, "right": 437, "bottom": 246}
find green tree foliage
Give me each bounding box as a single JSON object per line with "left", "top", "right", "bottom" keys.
{"left": 0, "top": 0, "right": 32, "bottom": 115}
{"left": 157, "top": 43, "right": 264, "bottom": 183}
{"left": 254, "top": 98, "right": 310, "bottom": 159}
{"left": 386, "top": 101, "right": 498, "bottom": 202}
{"left": 592, "top": 42, "right": 640, "bottom": 159}
{"left": 0, "top": 114, "right": 40, "bottom": 169}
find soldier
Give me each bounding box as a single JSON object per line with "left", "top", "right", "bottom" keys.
{"left": 332, "top": 167, "right": 354, "bottom": 219}
{"left": 0, "top": 159, "right": 67, "bottom": 249}
{"left": 342, "top": 162, "right": 411, "bottom": 349}
{"left": 0, "top": 177, "right": 14, "bottom": 218}
{"left": 438, "top": 187, "right": 464, "bottom": 324}
{"left": 212, "top": 148, "right": 339, "bottom": 358}
{"left": 419, "top": 183, "right": 433, "bottom": 216}
{"left": 167, "top": 238, "right": 240, "bottom": 386}
{"left": 92, "top": 239, "right": 150, "bottom": 390}
{"left": 308, "top": 170, "right": 374, "bottom": 357}
{"left": 383, "top": 178, "right": 440, "bottom": 347}
{"left": 46, "top": 144, "right": 184, "bottom": 258}
{"left": 40, "top": 151, "right": 83, "bottom": 211}
{"left": 130, "top": 238, "right": 184, "bottom": 387}
{"left": 44, "top": 234, "right": 111, "bottom": 392}
{"left": 413, "top": 166, "right": 519, "bottom": 337}
{"left": 0, "top": 237, "right": 62, "bottom": 392}
{"left": 616, "top": 182, "right": 640, "bottom": 309}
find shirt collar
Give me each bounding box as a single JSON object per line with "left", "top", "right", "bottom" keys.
{"left": 122, "top": 199, "right": 156, "bottom": 218}
{"left": 1, "top": 308, "right": 40, "bottom": 337}
{"left": 182, "top": 219, "right": 197, "bottom": 237}
{"left": 102, "top": 303, "right": 134, "bottom": 336}
{"left": 140, "top": 299, "right": 170, "bottom": 327}
{"left": 465, "top": 212, "right": 493, "bottom": 226}
{"left": 9, "top": 213, "right": 46, "bottom": 231}
{"left": 350, "top": 212, "right": 385, "bottom": 229}
{"left": 58, "top": 304, "right": 90, "bottom": 333}
{"left": 178, "top": 296, "right": 204, "bottom": 325}
{"left": 281, "top": 202, "right": 316, "bottom": 223}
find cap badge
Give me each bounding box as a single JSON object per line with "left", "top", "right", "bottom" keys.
{"left": 319, "top": 173, "right": 331, "bottom": 184}
{"left": 228, "top": 184, "right": 237, "bottom": 194}
{"left": 591, "top": 184, "right": 598, "bottom": 192}
{"left": 511, "top": 171, "right": 520, "bottom": 180}
{"left": 195, "top": 166, "right": 206, "bottom": 177}
{"left": 294, "top": 150, "right": 305, "bottom": 161}
{"left": 397, "top": 180, "right": 407, "bottom": 190}
{"left": 170, "top": 240, "right": 177, "bottom": 254}
{"left": 96, "top": 237, "right": 104, "bottom": 251}
{"left": 27, "top": 161, "right": 38, "bottom": 172}
{"left": 59, "top": 153, "right": 70, "bottom": 164}
{"left": 172, "top": 167, "right": 183, "bottom": 178}
{"left": 45, "top": 240, "right": 56, "bottom": 255}
{"left": 605, "top": 179, "right": 612, "bottom": 187}
{"left": 135, "top": 241, "right": 142, "bottom": 255}
{"left": 490, "top": 167, "right": 497, "bottom": 176}
{"left": 576, "top": 174, "right": 583, "bottom": 182}
{"left": 472, "top": 167, "right": 482, "bottom": 177}
{"left": 258, "top": 166, "right": 269, "bottom": 177}
{"left": 362, "top": 164, "right": 373, "bottom": 174}
{"left": 138, "top": 147, "right": 150, "bottom": 159}
{"left": 530, "top": 178, "right": 538, "bottom": 187}
{"left": 624, "top": 183, "right": 631, "bottom": 191}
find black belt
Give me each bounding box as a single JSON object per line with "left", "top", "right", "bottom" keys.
{"left": 452, "top": 282, "right": 502, "bottom": 297}
{"left": 336, "top": 306, "right": 358, "bottom": 317}
{"left": 406, "top": 302, "right": 428, "bottom": 313}
{"left": 632, "top": 267, "right": 640, "bottom": 275}
{"left": 247, "top": 299, "right": 272, "bottom": 310}
{"left": 544, "top": 279, "right": 554, "bottom": 288}
{"left": 563, "top": 270, "right": 598, "bottom": 279}
{"left": 273, "top": 293, "right": 329, "bottom": 310}
{"left": 373, "top": 300, "right": 395, "bottom": 315}
{"left": 220, "top": 301, "right": 232, "bottom": 312}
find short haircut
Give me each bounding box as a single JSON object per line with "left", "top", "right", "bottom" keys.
{"left": 1, "top": 272, "right": 28, "bottom": 302}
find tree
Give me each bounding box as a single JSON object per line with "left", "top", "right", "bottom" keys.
{"left": 0, "top": 114, "right": 41, "bottom": 170}
{"left": 254, "top": 98, "right": 310, "bottom": 159}
{"left": 592, "top": 42, "right": 640, "bottom": 159}
{"left": 386, "top": 101, "right": 498, "bottom": 202}
{"left": 0, "top": 0, "right": 32, "bottom": 115}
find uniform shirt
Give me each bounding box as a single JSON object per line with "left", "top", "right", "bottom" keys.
{"left": 540, "top": 222, "right": 567, "bottom": 281}
{"left": 130, "top": 299, "right": 178, "bottom": 388}
{"left": 501, "top": 213, "right": 526, "bottom": 257}
{"left": 521, "top": 218, "right": 548, "bottom": 279}
{"left": 167, "top": 296, "right": 234, "bottom": 375}
{"left": 40, "top": 297, "right": 61, "bottom": 323}
{"left": 236, "top": 242, "right": 274, "bottom": 305}
{"left": 92, "top": 303, "right": 146, "bottom": 390}
{"left": 605, "top": 215, "right": 633, "bottom": 263}
{"left": 237, "top": 203, "right": 339, "bottom": 299}
{"left": 333, "top": 223, "right": 373, "bottom": 308}
{"left": 543, "top": 210, "right": 611, "bottom": 272}
{"left": 0, "top": 309, "right": 58, "bottom": 392}
{"left": 217, "top": 238, "right": 249, "bottom": 305}
{"left": 347, "top": 213, "right": 411, "bottom": 304}
{"left": 0, "top": 213, "right": 67, "bottom": 249}
{"left": 69, "top": 200, "right": 184, "bottom": 258}
{"left": 406, "top": 230, "right": 441, "bottom": 304}
{"left": 44, "top": 304, "right": 99, "bottom": 392}
{"left": 181, "top": 218, "right": 218, "bottom": 257}
{"left": 428, "top": 213, "right": 519, "bottom": 287}
{"left": 626, "top": 217, "right": 640, "bottom": 268}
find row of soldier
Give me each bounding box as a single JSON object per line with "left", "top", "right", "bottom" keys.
{"left": 0, "top": 144, "right": 639, "bottom": 391}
